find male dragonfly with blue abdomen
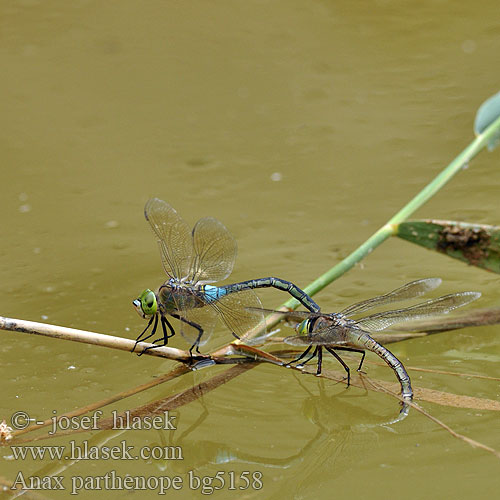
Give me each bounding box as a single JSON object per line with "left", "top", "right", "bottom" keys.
{"left": 132, "top": 198, "right": 320, "bottom": 355}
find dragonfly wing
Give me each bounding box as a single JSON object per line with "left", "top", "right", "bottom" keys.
{"left": 190, "top": 217, "right": 237, "bottom": 284}
{"left": 144, "top": 198, "right": 193, "bottom": 280}
{"left": 245, "top": 307, "right": 318, "bottom": 323}
{"left": 177, "top": 304, "right": 218, "bottom": 347}
{"left": 355, "top": 291, "right": 481, "bottom": 332}
{"left": 283, "top": 335, "right": 312, "bottom": 346}
{"left": 284, "top": 328, "right": 349, "bottom": 347}
{"left": 209, "top": 289, "right": 266, "bottom": 339}
{"left": 341, "top": 278, "right": 442, "bottom": 317}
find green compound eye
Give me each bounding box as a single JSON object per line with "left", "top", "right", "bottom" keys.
{"left": 297, "top": 319, "right": 310, "bottom": 336}
{"left": 140, "top": 289, "right": 157, "bottom": 316}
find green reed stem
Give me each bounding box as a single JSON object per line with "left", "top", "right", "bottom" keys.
{"left": 282, "top": 113, "right": 500, "bottom": 311}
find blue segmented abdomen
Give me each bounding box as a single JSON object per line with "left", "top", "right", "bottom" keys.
{"left": 217, "top": 278, "right": 320, "bottom": 313}
{"left": 202, "top": 285, "right": 229, "bottom": 303}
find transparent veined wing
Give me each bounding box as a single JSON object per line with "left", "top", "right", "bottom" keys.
{"left": 355, "top": 291, "right": 481, "bottom": 332}
{"left": 210, "top": 289, "right": 266, "bottom": 340}
{"left": 245, "top": 307, "right": 318, "bottom": 321}
{"left": 190, "top": 217, "right": 237, "bottom": 284}
{"left": 144, "top": 198, "right": 194, "bottom": 280}
{"left": 284, "top": 335, "right": 316, "bottom": 346}
{"left": 284, "top": 327, "right": 349, "bottom": 347}
{"left": 340, "top": 278, "right": 442, "bottom": 317}
{"left": 177, "top": 302, "right": 219, "bottom": 347}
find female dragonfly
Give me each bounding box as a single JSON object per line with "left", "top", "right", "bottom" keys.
{"left": 132, "top": 198, "right": 320, "bottom": 355}
{"left": 255, "top": 278, "right": 480, "bottom": 415}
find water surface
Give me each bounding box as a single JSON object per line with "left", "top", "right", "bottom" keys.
{"left": 1, "top": 1, "right": 499, "bottom": 498}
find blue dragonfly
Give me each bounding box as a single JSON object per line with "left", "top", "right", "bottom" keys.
{"left": 253, "top": 278, "right": 480, "bottom": 416}
{"left": 132, "top": 198, "right": 320, "bottom": 355}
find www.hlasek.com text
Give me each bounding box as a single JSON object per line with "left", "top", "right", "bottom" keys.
{"left": 11, "top": 438, "right": 183, "bottom": 461}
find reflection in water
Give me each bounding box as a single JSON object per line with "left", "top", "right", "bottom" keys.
{"left": 268, "top": 378, "right": 391, "bottom": 500}
{"left": 151, "top": 376, "right": 386, "bottom": 482}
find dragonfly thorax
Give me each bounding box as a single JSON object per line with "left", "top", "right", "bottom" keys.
{"left": 297, "top": 313, "right": 353, "bottom": 336}
{"left": 157, "top": 281, "right": 208, "bottom": 314}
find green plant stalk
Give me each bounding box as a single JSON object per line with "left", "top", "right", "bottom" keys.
{"left": 281, "top": 113, "right": 500, "bottom": 311}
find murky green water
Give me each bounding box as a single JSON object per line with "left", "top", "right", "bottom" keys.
{"left": 1, "top": 1, "right": 499, "bottom": 498}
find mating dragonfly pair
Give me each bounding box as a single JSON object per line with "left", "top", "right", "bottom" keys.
{"left": 132, "top": 198, "right": 480, "bottom": 409}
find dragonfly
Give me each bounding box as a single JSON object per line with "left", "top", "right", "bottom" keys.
{"left": 253, "top": 278, "right": 480, "bottom": 414}
{"left": 132, "top": 198, "right": 320, "bottom": 355}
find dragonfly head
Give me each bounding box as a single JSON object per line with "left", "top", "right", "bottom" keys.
{"left": 133, "top": 289, "right": 157, "bottom": 318}
{"left": 297, "top": 318, "right": 312, "bottom": 336}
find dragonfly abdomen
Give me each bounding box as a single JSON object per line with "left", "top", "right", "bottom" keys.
{"left": 360, "top": 333, "right": 413, "bottom": 400}
{"left": 222, "top": 277, "right": 320, "bottom": 312}
{"left": 200, "top": 285, "right": 228, "bottom": 303}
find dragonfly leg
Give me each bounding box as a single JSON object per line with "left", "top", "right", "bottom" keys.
{"left": 331, "top": 347, "right": 366, "bottom": 372}
{"left": 132, "top": 315, "right": 158, "bottom": 353}
{"left": 161, "top": 315, "right": 176, "bottom": 341}
{"left": 141, "top": 314, "right": 178, "bottom": 353}
{"left": 315, "top": 347, "right": 322, "bottom": 375}
{"left": 298, "top": 347, "right": 319, "bottom": 368}
{"left": 357, "top": 351, "right": 366, "bottom": 372}
{"left": 169, "top": 313, "right": 205, "bottom": 356}
{"left": 324, "top": 347, "right": 351, "bottom": 386}
{"left": 286, "top": 345, "right": 313, "bottom": 367}
{"left": 189, "top": 331, "right": 204, "bottom": 356}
